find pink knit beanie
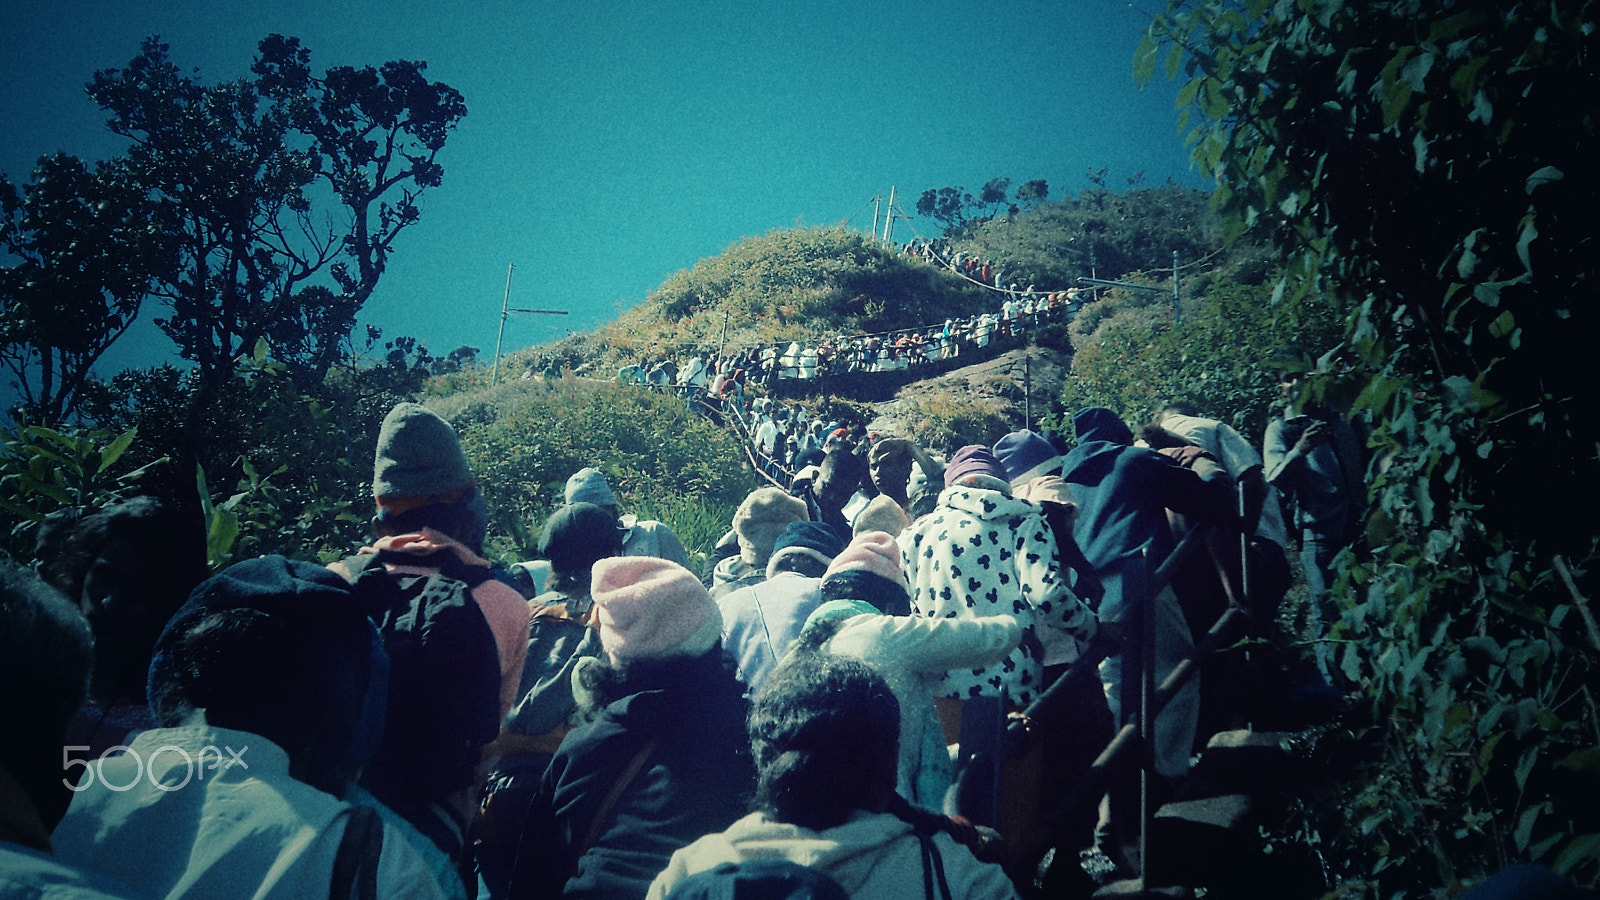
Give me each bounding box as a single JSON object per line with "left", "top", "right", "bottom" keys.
{"left": 822, "top": 530, "right": 904, "bottom": 587}
{"left": 590, "top": 556, "right": 721, "bottom": 667}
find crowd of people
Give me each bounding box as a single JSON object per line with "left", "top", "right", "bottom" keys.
{"left": 602, "top": 238, "right": 1097, "bottom": 401}
{"left": 2, "top": 343, "right": 1393, "bottom": 900}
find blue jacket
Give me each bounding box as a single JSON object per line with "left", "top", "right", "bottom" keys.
{"left": 1061, "top": 411, "right": 1234, "bottom": 585}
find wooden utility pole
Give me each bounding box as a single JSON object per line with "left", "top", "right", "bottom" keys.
{"left": 882, "top": 185, "right": 898, "bottom": 245}
{"left": 491, "top": 263, "right": 568, "bottom": 385}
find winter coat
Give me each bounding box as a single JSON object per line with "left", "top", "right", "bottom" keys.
{"left": 514, "top": 649, "right": 755, "bottom": 900}
{"left": 817, "top": 611, "right": 1021, "bottom": 806}
{"left": 897, "top": 485, "right": 1096, "bottom": 705}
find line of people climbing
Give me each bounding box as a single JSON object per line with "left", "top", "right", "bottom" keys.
{"left": 7, "top": 343, "right": 1384, "bottom": 899}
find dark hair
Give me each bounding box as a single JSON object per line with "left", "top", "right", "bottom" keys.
{"left": 375, "top": 485, "right": 489, "bottom": 554}
{"left": 749, "top": 655, "right": 899, "bottom": 831}
{"left": 1137, "top": 423, "right": 1190, "bottom": 451}
{"left": 33, "top": 497, "right": 206, "bottom": 703}
{"left": 0, "top": 564, "right": 93, "bottom": 827}
{"left": 149, "top": 592, "right": 379, "bottom": 795}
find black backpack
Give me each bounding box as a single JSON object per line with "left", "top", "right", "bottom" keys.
{"left": 343, "top": 549, "right": 503, "bottom": 806}
{"left": 663, "top": 859, "right": 850, "bottom": 900}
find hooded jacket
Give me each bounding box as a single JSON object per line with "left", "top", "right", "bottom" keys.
{"left": 1061, "top": 408, "right": 1234, "bottom": 589}
{"left": 645, "top": 811, "right": 1018, "bottom": 900}
{"left": 897, "top": 484, "right": 1096, "bottom": 706}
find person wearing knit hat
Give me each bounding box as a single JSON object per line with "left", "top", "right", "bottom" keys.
{"left": 993, "top": 429, "right": 1064, "bottom": 488}
{"left": 329, "top": 403, "right": 531, "bottom": 887}
{"left": 717, "top": 520, "right": 846, "bottom": 694}
{"left": 53, "top": 555, "right": 454, "bottom": 900}
{"left": 941, "top": 444, "right": 1013, "bottom": 494}
{"left": 853, "top": 492, "right": 913, "bottom": 538}
{"left": 563, "top": 467, "right": 692, "bottom": 569}
{"left": 709, "top": 488, "right": 809, "bottom": 600}
{"left": 785, "top": 532, "right": 1024, "bottom": 809}
{"left": 333, "top": 403, "right": 529, "bottom": 717}
{"left": 898, "top": 442, "right": 1097, "bottom": 712}
{"left": 477, "top": 503, "right": 623, "bottom": 897}
{"left": 514, "top": 557, "right": 754, "bottom": 900}
{"left": 1060, "top": 405, "right": 1235, "bottom": 797}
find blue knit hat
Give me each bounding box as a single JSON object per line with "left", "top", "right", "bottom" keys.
{"left": 565, "top": 467, "right": 619, "bottom": 507}
{"left": 765, "top": 520, "right": 847, "bottom": 578}
{"left": 1073, "top": 407, "right": 1134, "bottom": 445}
{"left": 993, "top": 429, "right": 1063, "bottom": 485}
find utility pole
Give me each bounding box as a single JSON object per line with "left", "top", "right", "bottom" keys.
{"left": 1172, "top": 250, "right": 1182, "bottom": 325}
{"left": 882, "top": 185, "right": 897, "bottom": 246}
{"left": 1023, "top": 349, "right": 1033, "bottom": 430}
{"left": 871, "top": 195, "right": 882, "bottom": 242}
{"left": 491, "top": 263, "right": 569, "bottom": 385}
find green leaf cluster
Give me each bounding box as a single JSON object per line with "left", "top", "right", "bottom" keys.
{"left": 1145, "top": 0, "right": 1600, "bottom": 893}
{"left": 435, "top": 377, "right": 758, "bottom": 563}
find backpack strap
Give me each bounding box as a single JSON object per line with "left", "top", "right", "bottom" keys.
{"left": 916, "top": 829, "right": 954, "bottom": 900}
{"left": 576, "top": 735, "right": 662, "bottom": 861}
{"left": 331, "top": 805, "right": 383, "bottom": 900}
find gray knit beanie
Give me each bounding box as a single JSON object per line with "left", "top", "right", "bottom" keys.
{"left": 372, "top": 403, "right": 474, "bottom": 500}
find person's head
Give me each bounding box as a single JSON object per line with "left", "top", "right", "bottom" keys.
{"left": 820, "top": 531, "right": 910, "bottom": 616}
{"left": 852, "top": 493, "right": 911, "bottom": 538}
{"left": 1137, "top": 423, "right": 1189, "bottom": 451}
{"left": 0, "top": 564, "right": 94, "bottom": 834}
{"left": 589, "top": 556, "right": 721, "bottom": 670}
{"left": 1072, "top": 407, "right": 1134, "bottom": 446}
{"left": 868, "top": 438, "right": 915, "bottom": 501}
{"left": 814, "top": 449, "right": 866, "bottom": 511}
{"left": 766, "top": 521, "right": 847, "bottom": 580}
{"left": 993, "top": 430, "right": 1063, "bottom": 487}
{"left": 564, "top": 467, "right": 623, "bottom": 522}
{"left": 749, "top": 654, "right": 900, "bottom": 831}
{"left": 34, "top": 496, "right": 206, "bottom": 703}
{"left": 732, "top": 487, "right": 810, "bottom": 568}
{"left": 1159, "top": 400, "right": 1201, "bottom": 420}
{"left": 942, "top": 445, "right": 1012, "bottom": 493}
{"left": 371, "top": 402, "right": 486, "bottom": 553}
{"left": 146, "top": 556, "right": 386, "bottom": 796}
{"left": 539, "top": 502, "right": 625, "bottom": 596}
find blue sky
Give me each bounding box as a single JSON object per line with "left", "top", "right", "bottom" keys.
{"left": 2, "top": 0, "right": 1204, "bottom": 375}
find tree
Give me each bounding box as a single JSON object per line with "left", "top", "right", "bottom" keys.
{"left": 1015, "top": 179, "right": 1049, "bottom": 208}
{"left": 0, "top": 153, "right": 177, "bottom": 423}
{"left": 1143, "top": 0, "right": 1599, "bottom": 893}
{"left": 978, "top": 176, "right": 1012, "bottom": 217}
{"left": 916, "top": 185, "right": 976, "bottom": 236}
{"left": 84, "top": 35, "right": 466, "bottom": 396}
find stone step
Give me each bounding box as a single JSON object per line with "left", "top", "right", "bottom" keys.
{"left": 1178, "top": 730, "right": 1295, "bottom": 799}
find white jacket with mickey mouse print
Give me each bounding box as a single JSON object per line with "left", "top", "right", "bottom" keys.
{"left": 897, "top": 483, "right": 1098, "bottom": 705}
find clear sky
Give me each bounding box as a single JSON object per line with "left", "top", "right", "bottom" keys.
{"left": 1, "top": 0, "right": 1204, "bottom": 375}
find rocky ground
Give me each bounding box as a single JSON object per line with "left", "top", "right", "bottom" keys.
{"left": 866, "top": 344, "right": 1073, "bottom": 438}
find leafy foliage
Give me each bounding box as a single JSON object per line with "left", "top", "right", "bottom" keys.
{"left": 1144, "top": 0, "right": 1600, "bottom": 893}
{"left": 953, "top": 178, "right": 1226, "bottom": 294}
{"left": 0, "top": 153, "right": 179, "bottom": 423}
{"left": 1056, "top": 276, "right": 1349, "bottom": 439}
{"left": 85, "top": 35, "right": 465, "bottom": 395}
{"left": 433, "top": 378, "right": 759, "bottom": 562}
